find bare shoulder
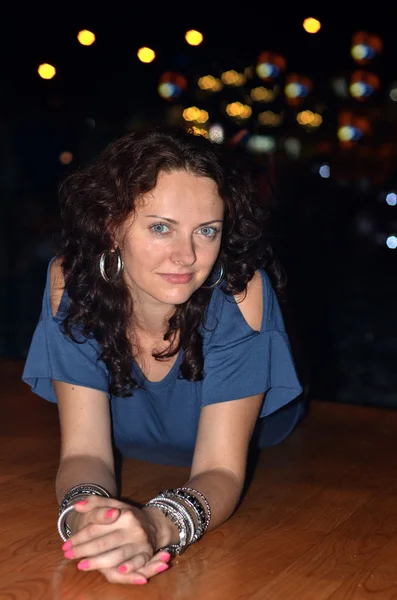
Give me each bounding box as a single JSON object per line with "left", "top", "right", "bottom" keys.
{"left": 50, "top": 257, "right": 65, "bottom": 317}
{"left": 233, "top": 270, "right": 263, "bottom": 332}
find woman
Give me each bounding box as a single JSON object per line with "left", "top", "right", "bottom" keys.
{"left": 22, "top": 125, "right": 304, "bottom": 585}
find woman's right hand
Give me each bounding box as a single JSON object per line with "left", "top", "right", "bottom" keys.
{"left": 63, "top": 500, "right": 171, "bottom": 585}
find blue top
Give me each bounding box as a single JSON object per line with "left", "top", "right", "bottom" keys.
{"left": 22, "top": 258, "right": 304, "bottom": 466}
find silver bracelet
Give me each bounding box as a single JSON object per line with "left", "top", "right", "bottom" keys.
{"left": 145, "top": 500, "right": 189, "bottom": 555}
{"left": 150, "top": 496, "right": 196, "bottom": 545}
{"left": 58, "top": 504, "right": 77, "bottom": 542}
{"left": 59, "top": 483, "right": 111, "bottom": 516}
{"left": 160, "top": 490, "right": 207, "bottom": 542}
{"left": 58, "top": 483, "right": 112, "bottom": 541}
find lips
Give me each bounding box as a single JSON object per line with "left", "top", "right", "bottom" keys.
{"left": 158, "top": 273, "right": 194, "bottom": 284}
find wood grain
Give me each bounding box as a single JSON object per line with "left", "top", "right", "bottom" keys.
{"left": 1, "top": 359, "right": 397, "bottom": 599}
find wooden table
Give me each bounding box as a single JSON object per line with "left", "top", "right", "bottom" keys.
{"left": 1, "top": 359, "right": 397, "bottom": 599}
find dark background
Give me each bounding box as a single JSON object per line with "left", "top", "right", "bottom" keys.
{"left": 1, "top": 5, "right": 396, "bottom": 407}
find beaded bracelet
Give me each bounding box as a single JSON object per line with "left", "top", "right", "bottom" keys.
{"left": 159, "top": 489, "right": 207, "bottom": 542}
{"left": 145, "top": 500, "right": 189, "bottom": 556}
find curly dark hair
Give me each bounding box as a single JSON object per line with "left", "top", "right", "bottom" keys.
{"left": 55, "top": 125, "right": 286, "bottom": 397}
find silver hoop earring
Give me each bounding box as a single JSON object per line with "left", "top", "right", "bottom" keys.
{"left": 99, "top": 249, "right": 124, "bottom": 282}
{"left": 202, "top": 262, "right": 225, "bottom": 289}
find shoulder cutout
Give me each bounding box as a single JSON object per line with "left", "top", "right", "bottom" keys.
{"left": 50, "top": 258, "right": 65, "bottom": 317}
{"left": 233, "top": 270, "right": 263, "bottom": 332}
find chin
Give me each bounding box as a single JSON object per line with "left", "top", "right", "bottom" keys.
{"left": 157, "top": 286, "right": 197, "bottom": 305}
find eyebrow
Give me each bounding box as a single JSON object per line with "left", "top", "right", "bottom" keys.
{"left": 145, "top": 215, "right": 223, "bottom": 226}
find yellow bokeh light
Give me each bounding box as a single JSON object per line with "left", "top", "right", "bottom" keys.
{"left": 303, "top": 17, "right": 321, "bottom": 34}
{"left": 38, "top": 63, "right": 56, "bottom": 79}
{"left": 190, "top": 126, "right": 208, "bottom": 138}
{"left": 226, "top": 102, "right": 252, "bottom": 119}
{"left": 185, "top": 30, "right": 203, "bottom": 46}
{"left": 221, "top": 70, "right": 246, "bottom": 86}
{"left": 251, "top": 86, "right": 276, "bottom": 102}
{"left": 137, "top": 47, "right": 156, "bottom": 63}
{"left": 77, "top": 30, "right": 96, "bottom": 46}
{"left": 182, "top": 106, "right": 208, "bottom": 123}
{"left": 198, "top": 75, "right": 223, "bottom": 92}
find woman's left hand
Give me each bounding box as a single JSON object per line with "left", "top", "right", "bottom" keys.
{"left": 62, "top": 495, "right": 171, "bottom": 585}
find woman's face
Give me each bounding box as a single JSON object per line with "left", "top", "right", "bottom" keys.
{"left": 118, "top": 170, "right": 224, "bottom": 308}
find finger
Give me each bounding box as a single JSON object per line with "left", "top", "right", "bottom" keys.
{"left": 76, "top": 546, "right": 151, "bottom": 573}
{"left": 63, "top": 506, "right": 121, "bottom": 551}
{"left": 116, "top": 550, "right": 171, "bottom": 580}
{"left": 72, "top": 496, "right": 124, "bottom": 512}
{"left": 64, "top": 526, "right": 125, "bottom": 560}
{"left": 99, "top": 567, "right": 148, "bottom": 586}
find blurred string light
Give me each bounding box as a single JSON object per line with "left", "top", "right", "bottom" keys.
{"left": 158, "top": 72, "right": 188, "bottom": 100}
{"left": 77, "top": 30, "right": 96, "bottom": 46}
{"left": 351, "top": 31, "right": 383, "bottom": 64}
{"left": 38, "top": 63, "right": 56, "bottom": 79}
{"left": 221, "top": 69, "right": 246, "bottom": 86}
{"left": 137, "top": 47, "right": 155, "bottom": 63}
{"left": 337, "top": 112, "right": 370, "bottom": 145}
{"left": 258, "top": 110, "right": 283, "bottom": 126}
{"left": 246, "top": 135, "right": 276, "bottom": 153}
{"left": 208, "top": 124, "right": 225, "bottom": 143}
{"left": 284, "top": 74, "right": 312, "bottom": 106}
{"left": 302, "top": 17, "right": 321, "bottom": 33}
{"left": 386, "top": 192, "right": 397, "bottom": 206}
{"left": 296, "top": 110, "right": 322, "bottom": 128}
{"left": 189, "top": 125, "right": 208, "bottom": 137}
{"left": 182, "top": 106, "right": 209, "bottom": 123}
{"left": 319, "top": 163, "right": 330, "bottom": 178}
{"left": 198, "top": 74, "right": 223, "bottom": 92}
{"left": 250, "top": 86, "right": 277, "bottom": 102}
{"left": 185, "top": 30, "right": 203, "bottom": 46}
{"left": 256, "top": 51, "right": 286, "bottom": 81}
{"left": 284, "top": 137, "right": 301, "bottom": 159}
{"left": 349, "top": 70, "right": 380, "bottom": 100}
{"left": 386, "top": 235, "right": 397, "bottom": 249}
{"left": 388, "top": 82, "right": 397, "bottom": 102}
{"left": 225, "top": 102, "right": 252, "bottom": 119}
{"left": 59, "top": 151, "right": 73, "bottom": 165}
{"left": 331, "top": 77, "right": 349, "bottom": 99}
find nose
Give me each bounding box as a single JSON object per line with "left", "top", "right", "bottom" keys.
{"left": 171, "top": 234, "right": 197, "bottom": 266}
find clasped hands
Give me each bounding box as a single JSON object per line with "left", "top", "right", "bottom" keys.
{"left": 62, "top": 496, "right": 172, "bottom": 585}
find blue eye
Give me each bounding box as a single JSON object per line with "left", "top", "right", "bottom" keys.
{"left": 199, "top": 226, "right": 219, "bottom": 238}
{"left": 151, "top": 223, "right": 170, "bottom": 235}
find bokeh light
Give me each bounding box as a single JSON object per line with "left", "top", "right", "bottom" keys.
{"left": 351, "top": 31, "right": 383, "bottom": 64}
{"left": 137, "top": 47, "right": 155, "bottom": 63}
{"left": 302, "top": 17, "right": 321, "bottom": 34}
{"left": 185, "top": 30, "right": 203, "bottom": 46}
{"left": 77, "top": 30, "right": 96, "bottom": 46}
{"left": 38, "top": 63, "right": 56, "bottom": 79}
{"left": 256, "top": 51, "right": 286, "bottom": 81}
{"left": 349, "top": 70, "right": 380, "bottom": 100}
{"left": 158, "top": 72, "right": 188, "bottom": 100}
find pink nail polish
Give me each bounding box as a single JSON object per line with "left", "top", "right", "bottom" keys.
{"left": 135, "top": 578, "right": 147, "bottom": 585}
{"left": 155, "top": 563, "right": 169, "bottom": 573}
{"left": 64, "top": 550, "right": 75, "bottom": 559}
{"left": 74, "top": 499, "right": 88, "bottom": 506}
{"left": 62, "top": 540, "right": 72, "bottom": 551}
{"left": 117, "top": 565, "right": 128, "bottom": 573}
{"left": 77, "top": 560, "right": 90, "bottom": 570}
{"left": 106, "top": 508, "right": 116, "bottom": 518}
{"left": 160, "top": 552, "right": 171, "bottom": 562}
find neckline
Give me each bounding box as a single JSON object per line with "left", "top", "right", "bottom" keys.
{"left": 132, "top": 349, "right": 183, "bottom": 390}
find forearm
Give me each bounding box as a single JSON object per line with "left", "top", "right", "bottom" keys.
{"left": 143, "top": 467, "right": 243, "bottom": 548}
{"left": 56, "top": 454, "right": 117, "bottom": 503}
{"left": 56, "top": 454, "right": 117, "bottom": 533}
